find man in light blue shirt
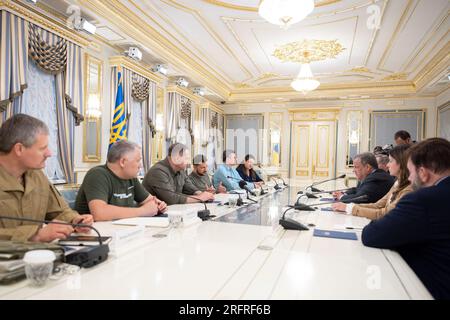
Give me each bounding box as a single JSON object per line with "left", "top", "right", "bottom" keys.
{"left": 213, "top": 150, "right": 253, "bottom": 191}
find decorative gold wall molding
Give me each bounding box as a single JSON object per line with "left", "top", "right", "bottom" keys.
{"left": 109, "top": 56, "right": 164, "bottom": 85}
{"left": 200, "top": 102, "right": 224, "bottom": 115}
{"left": 289, "top": 109, "right": 340, "bottom": 121}
{"left": 168, "top": 86, "right": 223, "bottom": 109}
{"left": 228, "top": 81, "right": 416, "bottom": 102}
{"left": 413, "top": 42, "right": 450, "bottom": 92}
{"left": 167, "top": 86, "right": 202, "bottom": 103}
{"left": 383, "top": 73, "right": 408, "bottom": 81}
{"left": 0, "top": 0, "right": 90, "bottom": 47}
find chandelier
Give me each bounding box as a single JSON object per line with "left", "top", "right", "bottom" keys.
{"left": 273, "top": 39, "right": 345, "bottom": 94}
{"left": 258, "top": 0, "right": 315, "bottom": 28}
{"left": 290, "top": 64, "right": 320, "bottom": 94}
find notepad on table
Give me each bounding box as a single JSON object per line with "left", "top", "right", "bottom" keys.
{"left": 313, "top": 229, "right": 358, "bottom": 241}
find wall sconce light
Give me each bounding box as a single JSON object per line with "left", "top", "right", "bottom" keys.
{"left": 176, "top": 77, "right": 189, "bottom": 88}
{"left": 86, "top": 94, "right": 101, "bottom": 119}
{"left": 271, "top": 130, "right": 281, "bottom": 144}
{"left": 349, "top": 130, "right": 359, "bottom": 145}
{"left": 155, "top": 114, "right": 164, "bottom": 131}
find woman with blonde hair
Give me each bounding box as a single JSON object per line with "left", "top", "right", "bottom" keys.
{"left": 332, "top": 144, "right": 413, "bottom": 220}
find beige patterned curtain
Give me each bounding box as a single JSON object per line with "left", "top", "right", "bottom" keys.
{"left": 166, "top": 92, "right": 181, "bottom": 145}
{"left": 0, "top": 11, "right": 28, "bottom": 122}
{"left": 131, "top": 71, "right": 156, "bottom": 172}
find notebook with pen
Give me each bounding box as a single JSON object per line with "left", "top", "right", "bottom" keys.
{"left": 313, "top": 229, "right": 358, "bottom": 241}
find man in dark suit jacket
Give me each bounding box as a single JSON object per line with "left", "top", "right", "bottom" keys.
{"left": 334, "top": 152, "right": 394, "bottom": 204}
{"left": 362, "top": 138, "right": 450, "bottom": 299}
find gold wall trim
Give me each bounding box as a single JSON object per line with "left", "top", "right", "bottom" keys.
{"left": 108, "top": 56, "right": 164, "bottom": 85}
{"left": 167, "top": 86, "right": 202, "bottom": 103}
{"left": 228, "top": 80, "right": 416, "bottom": 102}
{"left": 413, "top": 42, "right": 450, "bottom": 91}
{"left": 401, "top": 12, "right": 450, "bottom": 72}
{"left": 200, "top": 102, "right": 224, "bottom": 115}
{"left": 436, "top": 101, "right": 450, "bottom": 137}
{"left": 168, "top": 86, "right": 223, "bottom": 108}
{"left": 0, "top": 0, "right": 90, "bottom": 47}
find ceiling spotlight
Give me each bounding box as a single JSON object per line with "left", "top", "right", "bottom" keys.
{"left": 73, "top": 18, "right": 96, "bottom": 35}
{"left": 26, "top": 0, "right": 38, "bottom": 4}
{"left": 193, "top": 87, "right": 205, "bottom": 96}
{"left": 151, "top": 64, "right": 168, "bottom": 75}
{"left": 176, "top": 77, "right": 189, "bottom": 88}
{"left": 124, "top": 47, "right": 142, "bottom": 61}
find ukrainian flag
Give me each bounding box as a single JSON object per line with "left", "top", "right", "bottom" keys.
{"left": 109, "top": 72, "right": 127, "bottom": 148}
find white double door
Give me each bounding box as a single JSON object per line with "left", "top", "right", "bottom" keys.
{"left": 290, "top": 120, "right": 336, "bottom": 182}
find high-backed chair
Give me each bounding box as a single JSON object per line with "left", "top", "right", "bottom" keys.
{"left": 59, "top": 188, "right": 79, "bottom": 210}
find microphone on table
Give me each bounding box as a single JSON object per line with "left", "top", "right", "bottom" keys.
{"left": 291, "top": 195, "right": 368, "bottom": 211}
{"left": 227, "top": 176, "right": 257, "bottom": 196}
{"left": 149, "top": 185, "right": 212, "bottom": 220}
{"left": 228, "top": 191, "right": 244, "bottom": 206}
{"left": 300, "top": 187, "right": 354, "bottom": 199}
{"left": 279, "top": 177, "right": 289, "bottom": 187}
{"left": 238, "top": 180, "right": 258, "bottom": 203}
{"left": 279, "top": 195, "right": 368, "bottom": 230}
{"left": 0, "top": 215, "right": 109, "bottom": 268}
{"left": 271, "top": 177, "right": 282, "bottom": 190}
{"left": 251, "top": 165, "right": 269, "bottom": 194}
{"left": 279, "top": 207, "right": 309, "bottom": 231}
{"left": 300, "top": 174, "right": 346, "bottom": 194}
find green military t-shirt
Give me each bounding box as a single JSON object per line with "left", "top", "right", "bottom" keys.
{"left": 75, "top": 165, "right": 149, "bottom": 213}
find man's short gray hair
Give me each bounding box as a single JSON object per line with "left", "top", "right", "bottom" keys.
{"left": 107, "top": 140, "right": 140, "bottom": 163}
{"left": 376, "top": 154, "right": 389, "bottom": 166}
{"left": 354, "top": 152, "right": 379, "bottom": 169}
{"left": 0, "top": 114, "right": 49, "bottom": 154}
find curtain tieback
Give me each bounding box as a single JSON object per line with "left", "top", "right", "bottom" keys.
{"left": 64, "top": 95, "right": 84, "bottom": 126}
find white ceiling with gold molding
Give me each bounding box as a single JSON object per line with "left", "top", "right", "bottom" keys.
{"left": 41, "top": 0, "right": 449, "bottom": 102}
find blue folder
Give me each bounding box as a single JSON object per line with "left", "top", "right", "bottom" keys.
{"left": 320, "top": 198, "right": 335, "bottom": 202}
{"left": 313, "top": 229, "right": 358, "bottom": 241}
{"left": 320, "top": 207, "right": 334, "bottom": 212}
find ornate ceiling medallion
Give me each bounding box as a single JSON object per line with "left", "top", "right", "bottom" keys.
{"left": 273, "top": 39, "right": 345, "bottom": 64}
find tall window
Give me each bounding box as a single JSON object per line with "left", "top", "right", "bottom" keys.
{"left": 21, "top": 58, "right": 65, "bottom": 182}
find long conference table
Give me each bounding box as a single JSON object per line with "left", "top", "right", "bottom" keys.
{"left": 0, "top": 186, "right": 432, "bottom": 300}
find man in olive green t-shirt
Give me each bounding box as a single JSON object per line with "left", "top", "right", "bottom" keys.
{"left": 75, "top": 140, "right": 167, "bottom": 221}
